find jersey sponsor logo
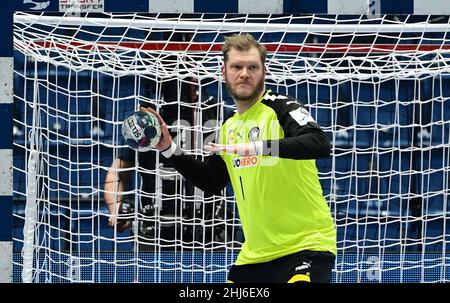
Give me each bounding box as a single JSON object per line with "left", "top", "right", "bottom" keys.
{"left": 295, "top": 261, "right": 312, "bottom": 272}
{"left": 289, "top": 107, "right": 315, "bottom": 126}
{"left": 232, "top": 156, "right": 258, "bottom": 168}
{"left": 237, "top": 132, "right": 243, "bottom": 141}
{"left": 248, "top": 126, "right": 260, "bottom": 142}
{"left": 227, "top": 130, "right": 235, "bottom": 144}
{"left": 227, "top": 130, "right": 243, "bottom": 143}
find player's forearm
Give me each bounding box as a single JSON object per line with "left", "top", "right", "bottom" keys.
{"left": 104, "top": 172, "right": 126, "bottom": 215}
{"left": 172, "top": 157, "right": 227, "bottom": 194}
{"left": 104, "top": 159, "right": 133, "bottom": 214}
{"left": 263, "top": 128, "right": 331, "bottom": 160}
{"left": 162, "top": 142, "right": 229, "bottom": 194}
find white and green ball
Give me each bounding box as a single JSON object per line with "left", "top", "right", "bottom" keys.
{"left": 121, "top": 111, "right": 161, "bottom": 152}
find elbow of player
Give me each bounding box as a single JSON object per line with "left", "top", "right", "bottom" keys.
{"left": 320, "top": 133, "right": 332, "bottom": 158}
{"left": 318, "top": 142, "right": 332, "bottom": 158}
{"left": 324, "top": 143, "right": 333, "bottom": 158}
{"left": 314, "top": 135, "right": 332, "bottom": 159}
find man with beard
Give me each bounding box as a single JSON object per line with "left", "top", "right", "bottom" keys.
{"left": 142, "top": 34, "right": 336, "bottom": 283}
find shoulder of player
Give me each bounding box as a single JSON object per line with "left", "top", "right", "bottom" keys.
{"left": 261, "top": 91, "right": 307, "bottom": 113}
{"left": 221, "top": 110, "right": 236, "bottom": 127}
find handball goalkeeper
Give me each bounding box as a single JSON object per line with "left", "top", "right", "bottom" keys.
{"left": 143, "top": 34, "right": 337, "bottom": 283}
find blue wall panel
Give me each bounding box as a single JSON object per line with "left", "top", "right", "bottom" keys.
{"left": 283, "top": 0, "right": 328, "bottom": 14}
{"left": 0, "top": 104, "right": 12, "bottom": 149}
{"left": 380, "top": 0, "right": 414, "bottom": 14}
{"left": 194, "top": 0, "right": 238, "bottom": 13}
{"left": 105, "top": 0, "right": 148, "bottom": 12}
{"left": 0, "top": 196, "right": 12, "bottom": 241}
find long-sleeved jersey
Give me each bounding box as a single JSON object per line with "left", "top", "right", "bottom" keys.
{"left": 168, "top": 90, "right": 336, "bottom": 265}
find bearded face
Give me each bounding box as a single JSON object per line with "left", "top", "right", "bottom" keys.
{"left": 222, "top": 48, "right": 266, "bottom": 104}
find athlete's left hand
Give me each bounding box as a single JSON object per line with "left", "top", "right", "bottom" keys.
{"left": 205, "top": 142, "right": 258, "bottom": 156}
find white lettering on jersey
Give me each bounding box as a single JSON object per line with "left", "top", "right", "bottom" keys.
{"left": 289, "top": 107, "right": 315, "bottom": 126}
{"left": 295, "top": 261, "right": 312, "bottom": 272}
{"left": 264, "top": 94, "right": 289, "bottom": 101}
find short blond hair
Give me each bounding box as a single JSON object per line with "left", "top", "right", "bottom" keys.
{"left": 222, "top": 34, "right": 267, "bottom": 65}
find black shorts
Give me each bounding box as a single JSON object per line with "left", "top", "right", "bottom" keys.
{"left": 227, "top": 250, "right": 335, "bottom": 283}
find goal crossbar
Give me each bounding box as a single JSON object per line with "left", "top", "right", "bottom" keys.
{"left": 14, "top": 14, "right": 450, "bottom": 33}
{"left": 17, "top": 41, "right": 450, "bottom": 53}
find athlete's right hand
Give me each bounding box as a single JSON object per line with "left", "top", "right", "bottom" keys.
{"left": 139, "top": 106, "right": 172, "bottom": 152}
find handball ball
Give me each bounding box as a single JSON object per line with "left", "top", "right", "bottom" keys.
{"left": 121, "top": 110, "right": 161, "bottom": 152}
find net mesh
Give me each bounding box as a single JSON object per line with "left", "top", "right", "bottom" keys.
{"left": 13, "top": 12, "right": 450, "bottom": 282}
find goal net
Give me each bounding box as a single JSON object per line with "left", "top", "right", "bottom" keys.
{"left": 13, "top": 12, "right": 450, "bottom": 283}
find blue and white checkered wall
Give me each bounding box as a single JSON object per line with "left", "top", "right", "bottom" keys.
{"left": 146, "top": 0, "right": 450, "bottom": 15}
{"left": 0, "top": 55, "right": 12, "bottom": 282}
{"left": 11, "top": 0, "right": 450, "bottom": 15}
{"left": 175, "top": 0, "right": 445, "bottom": 14}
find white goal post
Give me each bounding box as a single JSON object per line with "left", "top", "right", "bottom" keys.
{"left": 13, "top": 12, "right": 450, "bottom": 283}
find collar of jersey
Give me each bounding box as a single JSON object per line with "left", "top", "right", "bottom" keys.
{"left": 235, "top": 89, "right": 271, "bottom": 119}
